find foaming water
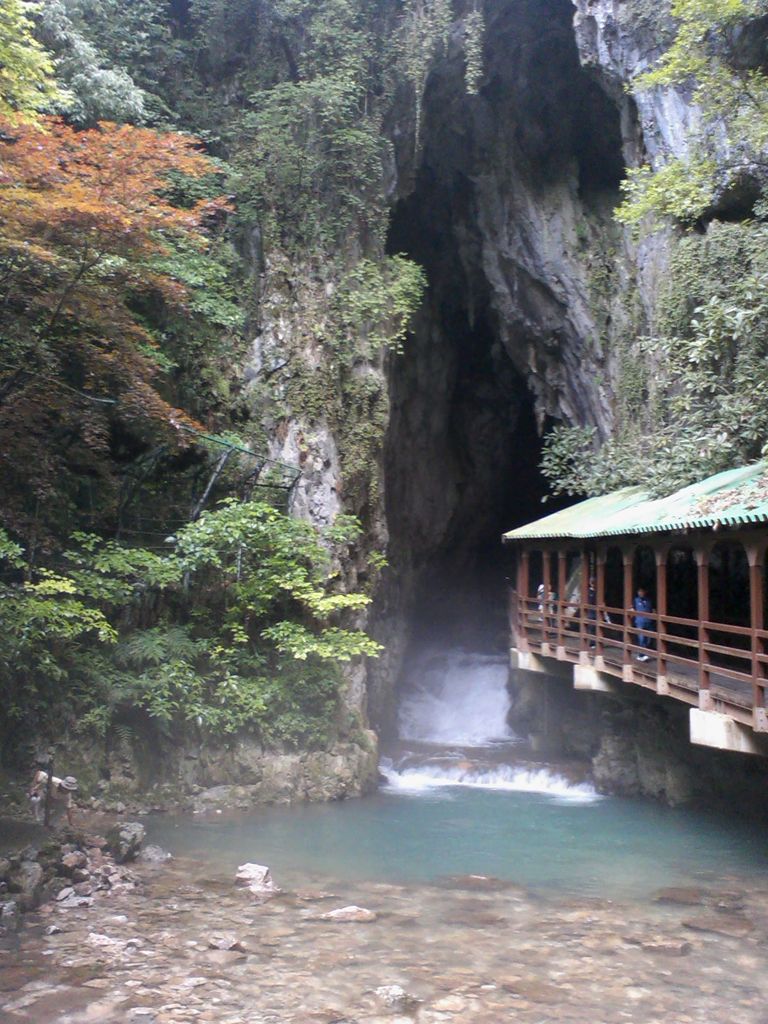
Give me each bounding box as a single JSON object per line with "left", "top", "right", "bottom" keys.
{"left": 379, "top": 757, "right": 599, "bottom": 802}
{"left": 390, "top": 644, "right": 594, "bottom": 801}
{"left": 397, "top": 647, "right": 514, "bottom": 745}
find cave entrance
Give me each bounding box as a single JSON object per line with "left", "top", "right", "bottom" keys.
{"left": 382, "top": 0, "right": 623, "bottom": 663}
{"left": 385, "top": 194, "right": 555, "bottom": 654}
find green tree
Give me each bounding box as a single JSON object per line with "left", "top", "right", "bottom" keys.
{"left": 0, "top": 499, "right": 382, "bottom": 752}
{"left": 0, "top": 0, "right": 60, "bottom": 122}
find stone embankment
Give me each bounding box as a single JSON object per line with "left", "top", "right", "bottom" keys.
{"left": 0, "top": 821, "right": 152, "bottom": 931}
{"left": 2, "top": 849, "right": 768, "bottom": 1022}
{"left": 0, "top": 731, "right": 379, "bottom": 824}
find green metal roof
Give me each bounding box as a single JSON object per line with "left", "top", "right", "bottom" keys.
{"left": 503, "top": 463, "right": 768, "bottom": 541}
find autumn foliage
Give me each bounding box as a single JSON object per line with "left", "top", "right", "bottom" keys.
{"left": 0, "top": 117, "right": 228, "bottom": 542}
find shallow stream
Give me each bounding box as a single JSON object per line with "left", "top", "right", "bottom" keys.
{"left": 3, "top": 646, "right": 768, "bottom": 1022}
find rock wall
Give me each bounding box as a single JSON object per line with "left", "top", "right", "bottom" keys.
{"left": 509, "top": 668, "right": 768, "bottom": 817}
{"left": 8, "top": 728, "right": 380, "bottom": 816}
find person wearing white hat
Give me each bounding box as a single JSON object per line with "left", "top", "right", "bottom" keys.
{"left": 28, "top": 770, "right": 78, "bottom": 825}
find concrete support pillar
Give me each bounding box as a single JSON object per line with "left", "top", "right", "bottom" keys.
{"left": 690, "top": 708, "right": 768, "bottom": 756}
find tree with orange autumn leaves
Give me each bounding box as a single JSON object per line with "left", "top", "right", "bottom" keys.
{"left": 0, "top": 117, "right": 230, "bottom": 544}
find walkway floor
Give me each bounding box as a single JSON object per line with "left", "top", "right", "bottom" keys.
{"left": 524, "top": 625, "right": 754, "bottom": 712}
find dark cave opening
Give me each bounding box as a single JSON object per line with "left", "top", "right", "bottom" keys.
{"left": 385, "top": 189, "right": 562, "bottom": 652}
{"left": 381, "top": 0, "right": 623, "bottom": 658}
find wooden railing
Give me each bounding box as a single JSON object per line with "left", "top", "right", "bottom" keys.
{"left": 510, "top": 590, "right": 768, "bottom": 731}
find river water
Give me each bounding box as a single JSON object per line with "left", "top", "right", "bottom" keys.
{"left": 3, "top": 646, "right": 768, "bottom": 1022}
{"left": 144, "top": 646, "right": 768, "bottom": 901}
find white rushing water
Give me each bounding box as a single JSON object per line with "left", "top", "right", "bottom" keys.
{"left": 379, "top": 758, "right": 600, "bottom": 802}
{"left": 389, "top": 645, "right": 599, "bottom": 801}
{"left": 397, "top": 647, "right": 515, "bottom": 746}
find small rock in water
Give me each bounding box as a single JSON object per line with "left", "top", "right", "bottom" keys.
{"left": 652, "top": 886, "right": 707, "bottom": 906}
{"left": 235, "top": 862, "right": 280, "bottom": 896}
{"left": 623, "top": 934, "right": 691, "bottom": 956}
{"left": 137, "top": 844, "right": 172, "bottom": 864}
{"left": 87, "top": 931, "right": 122, "bottom": 948}
{"left": 208, "top": 932, "right": 246, "bottom": 952}
{"left": 374, "top": 984, "right": 419, "bottom": 1012}
{"left": 432, "top": 994, "right": 468, "bottom": 1012}
{"left": 683, "top": 914, "right": 754, "bottom": 938}
{"left": 321, "top": 905, "right": 377, "bottom": 923}
{"left": 442, "top": 874, "right": 516, "bottom": 892}
{"left": 500, "top": 977, "right": 563, "bottom": 1004}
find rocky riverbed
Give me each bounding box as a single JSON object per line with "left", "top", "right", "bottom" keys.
{"left": 2, "top": 835, "right": 768, "bottom": 1023}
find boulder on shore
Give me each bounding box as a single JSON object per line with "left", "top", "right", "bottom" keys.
{"left": 106, "top": 822, "right": 146, "bottom": 863}
{"left": 9, "top": 860, "right": 44, "bottom": 911}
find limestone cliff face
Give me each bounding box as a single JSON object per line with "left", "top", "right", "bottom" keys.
{"left": 572, "top": 0, "right": 700, "bottom": 166}
{"left": 368, "top": 0, "right": 681, "bottom": 723}
{"left": 252, "top": 0, "right": 702, "bottom": 732}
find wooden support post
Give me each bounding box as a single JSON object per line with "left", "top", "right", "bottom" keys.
{"left": 622, "top": 547, "right": 634, "bottom": 671}
{"left": 542, "top": 549, "right": 552, "bottom": 649}
{"left": 557, "top": 549, "right": 567, "bottom": 653}
{"left": 516, "top": 548, "right": 531, "bottom": 652}
{"left": 746, "top": 543, "right": 765, "bottom": 723}
{"left": 655, "top": 546, "right": 668, "bottom": 684}
{"left": 596, "top": 547, "right": 607, "bottom": 658}
{"left": 519, "top": 548, "right": 530, "bottom": 600}
{"left": 518, "top": 548, "right": 530, "bottom": 641}
{"left": 580, "top": 548, "right": 590, "bottom": 653}
{"left": 695, "top": 545, "right": 711, "bottom": 707}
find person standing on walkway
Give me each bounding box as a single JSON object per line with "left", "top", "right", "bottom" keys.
{"left": 632, "top": 587, "right": 654, "bottom": 661}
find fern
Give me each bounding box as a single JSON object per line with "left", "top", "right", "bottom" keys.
{"left": 115, "top": 626, "right": 205, "bottom": 669}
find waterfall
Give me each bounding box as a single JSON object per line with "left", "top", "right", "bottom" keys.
{"left": 397, "top": 647, "right": 514, "bottom": 746}
{"left": 387, "top": 644, "right": 598, "bottom": 801}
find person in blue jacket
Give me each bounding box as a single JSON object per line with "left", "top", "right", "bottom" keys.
{"left": 632, "top": 587, "right": 654, "bottom": 661}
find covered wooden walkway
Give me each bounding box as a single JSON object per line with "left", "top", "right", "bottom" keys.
{"left": 503, "top": 464, "right": 768, "bottom": 754}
